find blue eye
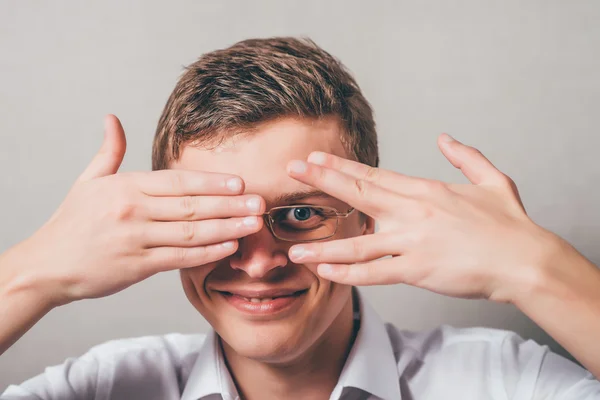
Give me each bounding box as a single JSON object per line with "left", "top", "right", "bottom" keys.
{"left": 271, "top": 206, "right": 332, "bottom": 234}
{"left": 289, "top": 207, "right": 313, "bottom": 221}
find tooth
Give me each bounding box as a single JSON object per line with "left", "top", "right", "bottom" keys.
{"left": 261, "top": 298, "right": 273, "bottom": 303}
{"left": 250, "top": 298, "right": 261, "bottom": 303}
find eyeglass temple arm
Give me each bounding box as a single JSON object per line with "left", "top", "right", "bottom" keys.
{"left": 335, "top": 207, "right": 356, "bottom": 218}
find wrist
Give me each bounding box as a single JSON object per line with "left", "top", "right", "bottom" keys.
{"left": 0, "top": 239, "right": 61, "bottom": 311}
{"left": 490, "top": 226, "right": 566, "bottom": 305}
{"left": 0, "top": 240, "right": 59, "bottom": 355}
{"left": 503, "top": 228, "right": 595, "bottom": 309}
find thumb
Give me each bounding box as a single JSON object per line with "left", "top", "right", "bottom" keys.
{"left": 437, "top": 133, "right": 508, "bottom": 187}
{"left": 78, "top": 115, "right": 127, "bottom": 182}
{"left": 438, "top": 133, "right": 526, "bottom": 211}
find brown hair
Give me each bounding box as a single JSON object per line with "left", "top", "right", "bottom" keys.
{"left": 152, "top": 37, "right": 378, "bottom": 170}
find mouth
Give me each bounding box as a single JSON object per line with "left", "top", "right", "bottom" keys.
{"left": 216, "top": 288, "right": 309, "bottom": 316}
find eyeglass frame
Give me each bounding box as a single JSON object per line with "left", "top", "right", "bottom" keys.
{"left": 261, "top": 204, "right": 357, "bottom": 242}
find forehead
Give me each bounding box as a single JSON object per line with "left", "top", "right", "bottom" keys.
{"left": 173, "top": 117, "right": 348, "bottom": 200}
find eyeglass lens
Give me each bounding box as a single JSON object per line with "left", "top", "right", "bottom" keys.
{"left": 268, "top": 206, "right": 339, "bottom": 241}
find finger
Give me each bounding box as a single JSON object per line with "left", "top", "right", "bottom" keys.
{"left": 78, "top": 114, "right": 127, "bottom": 182}
{"left": 289, "top": 233, "right": 402, "bottom": 264}
{"left": 135, "top": 169, "right": 245, "bottom": 197}
{"left": 438, "top": 134, "right": 512, "bottom": 188}
{"left": 145, "top": 240, "right": 239, "bottom": 272}
{"left": 316, "top": 256, "right": 410, "bottom": 286}
{"left": 287, "top": 160, "right": 408, "bottom": 218}
{"left": 143, "top": 216, "right": 263, "bottom": 248}
{"left": 145, "top": 194, "right": 265, "bottom": 221}
{"left": 306, "top": 152, "right": 422, "bottom": 194}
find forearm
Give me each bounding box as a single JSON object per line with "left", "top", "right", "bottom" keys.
{"left": 512, "top": 237, "right": 600, "bottom": 379}
{"left": 0, "top": 242, "right": 54, "bottom": 356}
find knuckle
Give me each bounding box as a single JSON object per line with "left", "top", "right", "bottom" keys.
{"left": 315, "top": 165, "right": 328, "bottom": 182}
{"left": 364, "top": 166, "right": 380, "bottom": 182}
{"left": 180, "top": 196, "right": 196, "bottom": 219}
{"left": 425, "top": 180, "right": 447, "bottom": 193}
{"left": 498, "top": 173, "right": 517, "bottom": 190}
{"left": 467, "top": 146, "right": 483, "bottom": 158}
{"left": 353, "top": 178, "right": 368, "bottom": 196}
{"left": 181, "top": 221, "right": 196, "bottom": 243}
{"left": 113, "top": 196, "right": 137, "bottom": 221}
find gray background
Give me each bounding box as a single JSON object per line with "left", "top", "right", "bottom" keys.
{"left": 1, "top": 0, "right": 599, "bottom": 390}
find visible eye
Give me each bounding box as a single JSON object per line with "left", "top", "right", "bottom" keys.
{"left": 286, "top": 207, "right": 315, "bottom": 222}
{"left": 272, "top": 206, "right": 328, "bottom": 231}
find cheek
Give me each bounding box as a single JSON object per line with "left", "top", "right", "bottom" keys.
{"left": 335, "top": 216, "right": 370, "bottom": 240}
{"left": 303, "top": 262, "right": 347, "bottom": 306}
{"left": 179, "top": 265, "right": 215, "bottom": 311}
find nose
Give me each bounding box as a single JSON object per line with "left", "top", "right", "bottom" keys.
{"left": 229, "top": 224, "right": 288, "bottom": 278}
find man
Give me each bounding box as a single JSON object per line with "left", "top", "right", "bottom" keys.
{"left": 1, "top": 37, "right": 599, "bottom": 399}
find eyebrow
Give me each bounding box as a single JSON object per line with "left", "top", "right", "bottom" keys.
{"left": 270, "top": 189, "right": 335, "bottom": 205}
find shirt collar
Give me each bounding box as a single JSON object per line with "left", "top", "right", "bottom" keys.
{"left": 330, "top": 288, "right": 401, "bottom": 400}
{"left": 180, "top": 330, "right": 239, "bottom": 400}
{"left": 181, "top": 289, "right": 400, "bottom": 400}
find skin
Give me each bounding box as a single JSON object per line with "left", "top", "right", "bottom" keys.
{"left": 0, "top": 114, "right": 598, "bottom": 398}
{"left": 286, "top": 135, "right": 600, "bottom": 379}
{"left": 171, "top": 116, "right": 374, "bottom": 399}
{"left": 0, "top": 115, "right": 266, "bottom": 355}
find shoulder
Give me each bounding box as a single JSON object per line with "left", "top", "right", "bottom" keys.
{"left": 384, "top": 324, "right": 599, "bottom": 399}
{"left": 83, "top": 332, "right": 208, "bottom": 362}
{"left": 385, "top": 323, "right": 556, "bottom": 373}
{"left": 2, "top": 333, "right": 208, "bottom": 400}
{"left": 385, "top": 324, "right": 528, "bottom": 381}
{"left": 71, "top": 332, "right": 209, "bottom": 389}
{"left": 74, "top": 332, "right": 209, "bottom": 379}
{"left": 385, "top": 323, "right": 517, "bottom": 356}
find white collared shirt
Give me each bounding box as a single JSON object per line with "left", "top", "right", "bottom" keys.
{"left": 2, "top": 291, "right": 599, "bottom": 400}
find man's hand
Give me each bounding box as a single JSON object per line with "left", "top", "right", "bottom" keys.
{"left": 286, "top": 133, "right": 600, "bottom": 379}
{"left": 286, "top": 134, "right": 564, "bottom": 302}
{"left": 3, "top": 115, "right": 265, "bottom": 307}
{"left": 0, "top": 114, "right": 266, "bottom": 355}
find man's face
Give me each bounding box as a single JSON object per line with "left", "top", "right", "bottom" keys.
{"left": 173, "top": 117, "right": 373, "bottom": 363}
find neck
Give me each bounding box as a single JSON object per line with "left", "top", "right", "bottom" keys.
{"left": 222, "top": 294, "right": 358, "bottom": 400}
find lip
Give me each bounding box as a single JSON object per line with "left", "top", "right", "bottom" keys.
{"left": 214, "top": 288, "right": 309, "bottom": 317}
{"left": 220, "top": 288, "right": 307, "bottom": 298}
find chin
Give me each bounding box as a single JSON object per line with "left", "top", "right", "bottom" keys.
{"left": 218, "top": 320, "right": 312, "bottom": 364}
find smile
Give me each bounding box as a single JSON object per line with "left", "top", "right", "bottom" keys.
{"left": 216, "top": 289, "right": 309, "bottom": 316}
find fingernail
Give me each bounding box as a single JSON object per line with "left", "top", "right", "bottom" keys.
{"left": 307, "top": 152, "right": 327, "bottom": 166}
{"left": 243, "top": 216, "right": 258, "bottom": 227}
{"left": 288, "top": 160, "right": 307, "bottom": 174}
{"left": 245, "top": 197, "right": 261, "bottom": 213}
{"left": 221, "top": 241, "right": 236, "bottom": 249}
{"left": 226, "top": 177, "right": 243, "bottom": 192}
{"left": 442, "top": 133, "right": 455, "bottom": 143}
{"left": 318, "top": 263, "right": 334, "bottom": 275}
{"left": 290, "top": 246, "right": 306, "bottom": 260}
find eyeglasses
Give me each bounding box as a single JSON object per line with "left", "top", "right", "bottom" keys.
{"left": 262, "top": 205, "right": 356, "bottom": 242}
